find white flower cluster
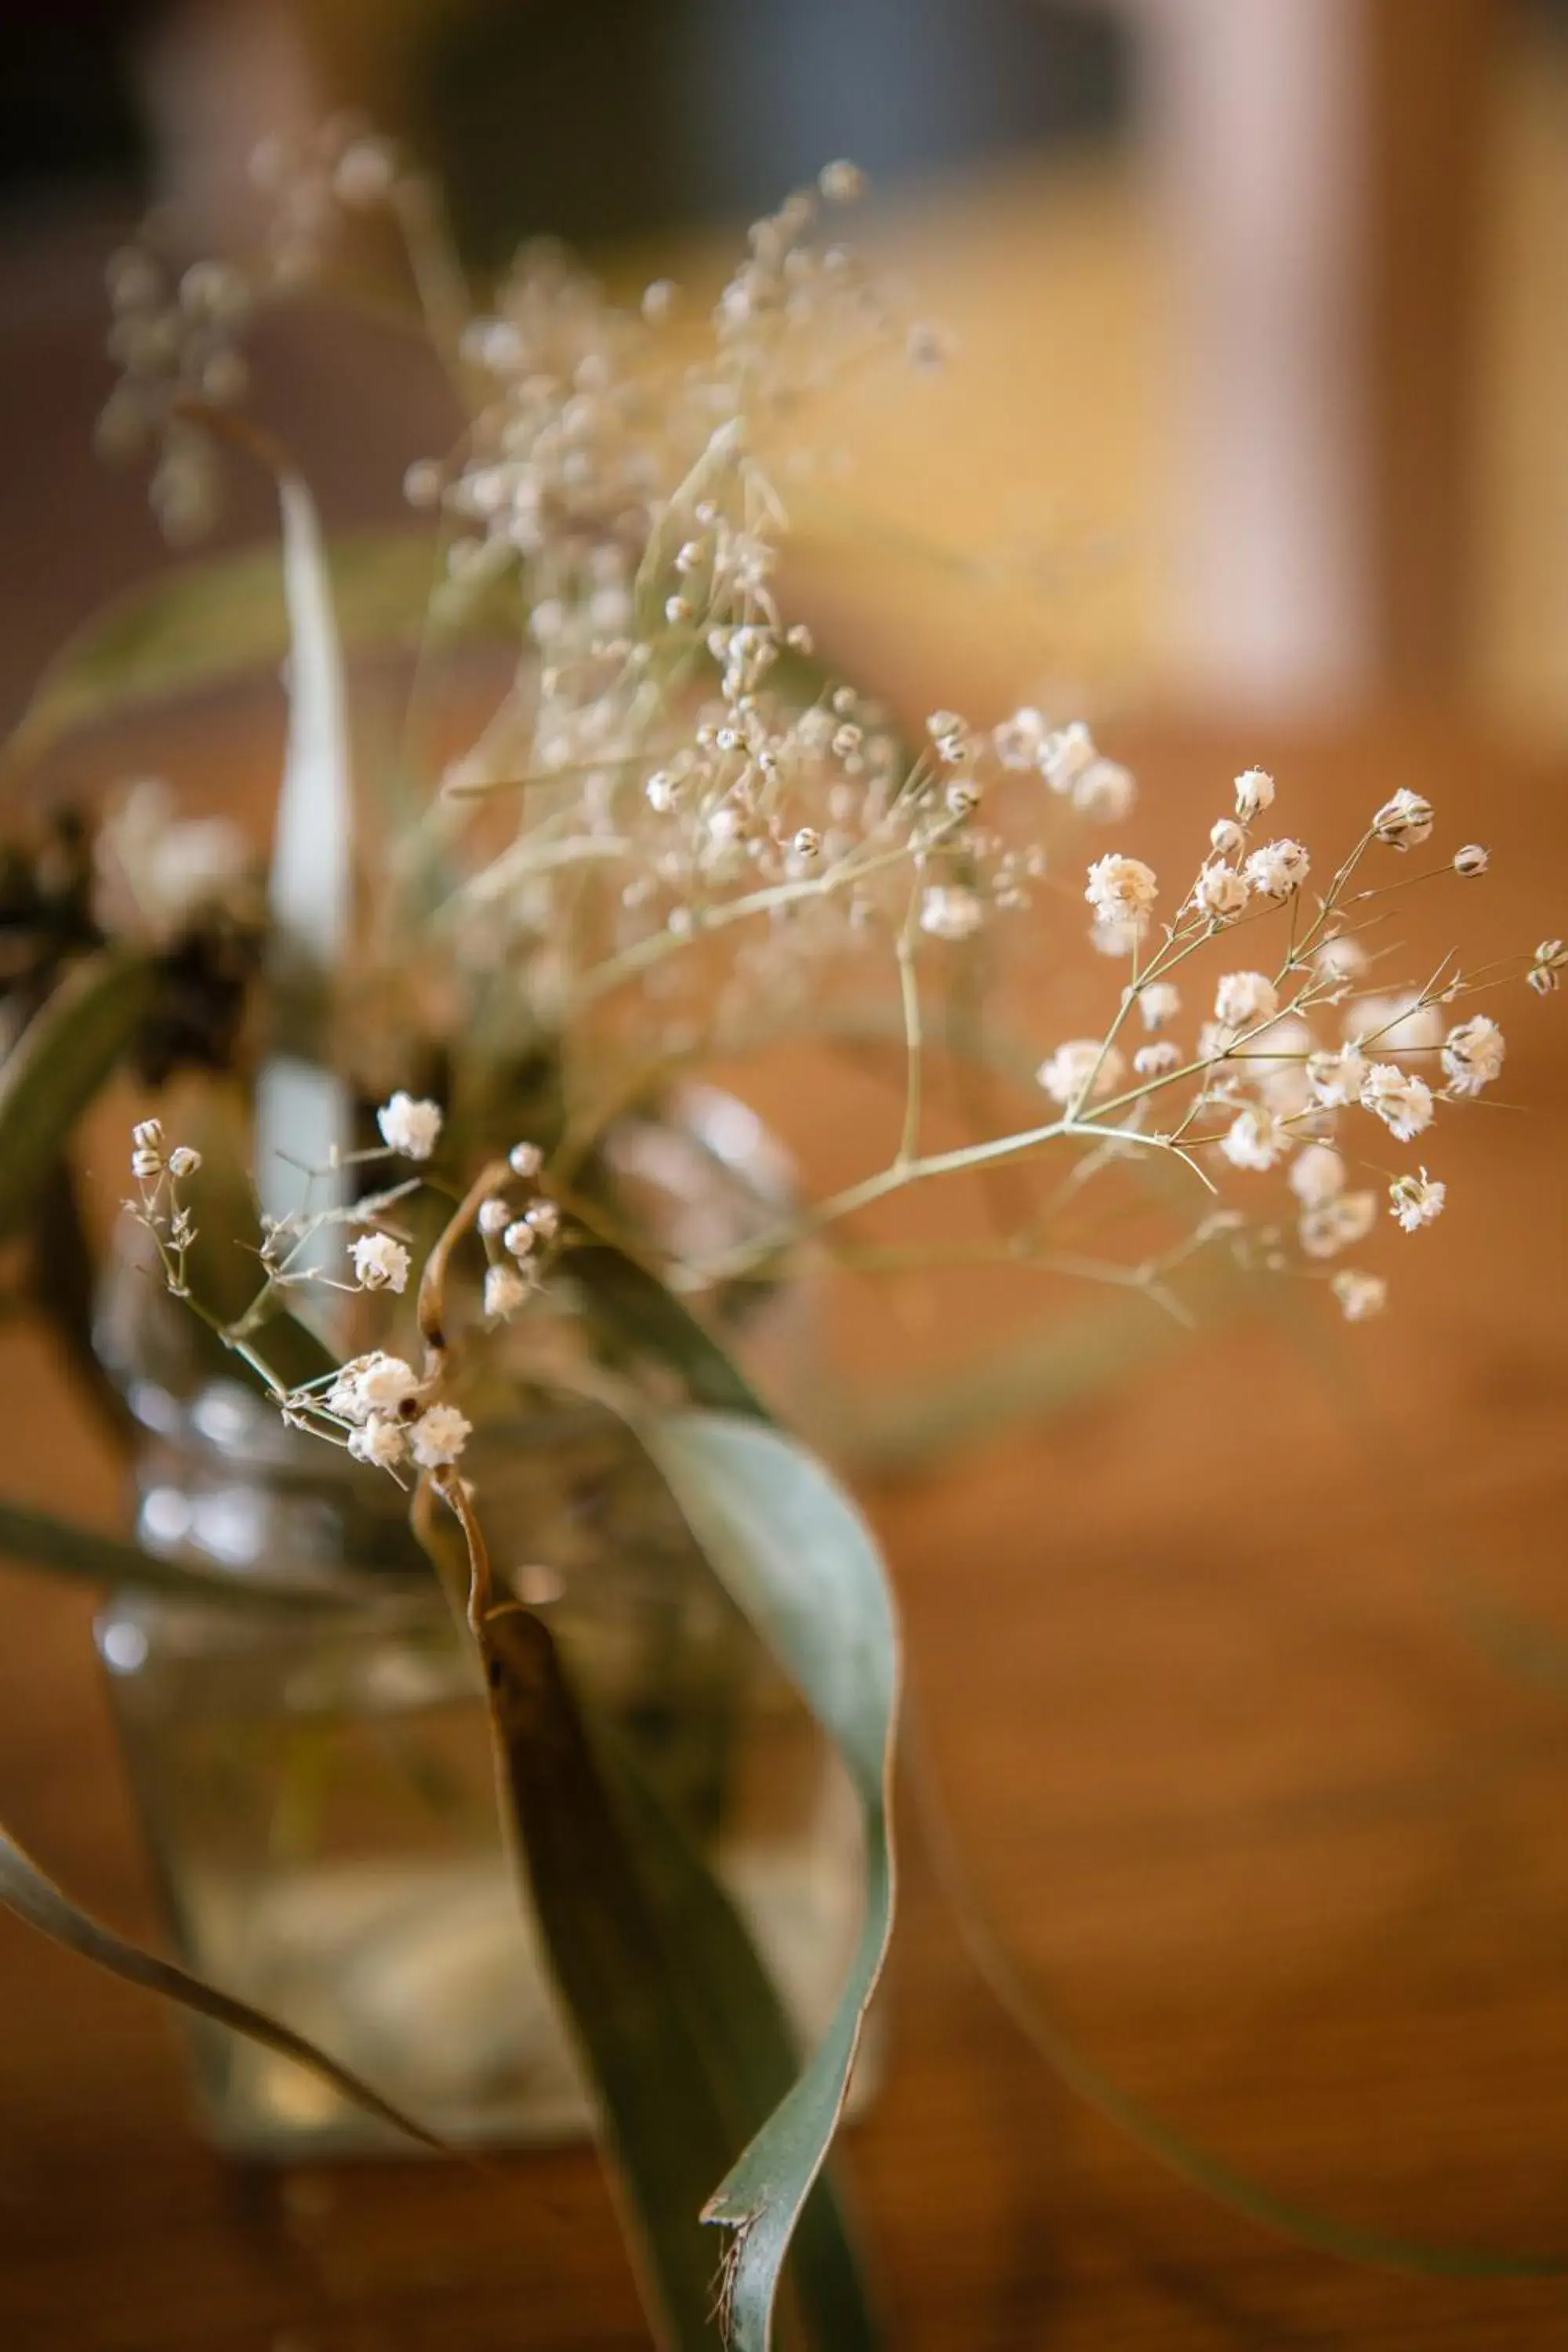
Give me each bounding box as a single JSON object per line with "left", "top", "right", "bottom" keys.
{"left": 1025, "top": 765, "right": 1549, "bottom": 1320}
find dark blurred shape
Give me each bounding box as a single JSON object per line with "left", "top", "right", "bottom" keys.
{"left": 0, "top": 2, "right": 152, "bottom": 205}
{"left": 412, "top": 0, "right": 1129, "bottom": 261}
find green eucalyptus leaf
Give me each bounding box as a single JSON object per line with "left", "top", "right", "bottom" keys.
{"left": 604, "top": 1730, "right": 882, "bottom": 2352}
{"left": 0, "top": 1821, "right": 443, "bottom": 2150}
{"left": 0, "top": 1497, "right": 362, "bottom": 1610}
{"left": 0, "top": 952, "right": 157, "bottom": 1237}
{"left": 477, "top": 1598, "right": 742, "bottom": 2350}
{"left": 571, "top": 1241, "right": 770, "bottom": 1419}
{"left": 640, "top": 1413, "right": 900, "bottom": 2352}
{"left": 5, "top": 528, "right": 453, "bottom": 770}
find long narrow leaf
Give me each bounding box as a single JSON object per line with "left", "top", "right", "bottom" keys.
{"left": 605, "top": 1734, "right": 881, "bottom": 2352}
{"left": 572, "top": 1242, "right": 770, "bottom": 1419}
{"left": 477, "top": 1597, "right": 740, "bottom": 2348}
{"left": 0, "top": 952, "right": 156, "bottom": 1237}
{"left": 5, "top": 529, "right": 445, "bottom": 771}
{"left": 0, "top": 1497, "right": 367, "bottom": 1611}
{"left": 0, "top": 1824, "right": 442, "bottom": 2151}
{"left": 641, "top": 1414, "right": 900, "bottom": 2352}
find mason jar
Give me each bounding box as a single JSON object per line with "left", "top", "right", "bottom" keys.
{"left": 93, "top": 1089, "right": 871, "bottom": 2158}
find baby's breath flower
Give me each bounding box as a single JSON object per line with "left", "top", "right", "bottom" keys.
{"left": 920, "top": 884, "right": 985, "bottom": 942}
{"left": 1441, "top": 1013, "right": 1505, "bottom": 1095}
{"left": 818, "top": 160, "right": 868, "bottom": 203}
{"left": 524, "top": 1199, "right": 561, "bottom": 1241}
{"left": 326, "top": 1351, "right": 421, "bottom": 1426}
{"left": 1316, "top": 935, "right": 1367, "bottom": 982}
{"left": 1389, "top": 1169, "right": 1446, "bottom": 1232}
{"left": 1359, "top": 1062, "right": 1435, "bottom": 1142}
{"left": 1528, "top": 939, "right": 1566, "bottom": 996}
{"left": 130, "top": 1119, "right": 165, "bottom": 1181}
{"left": 1243, "top": 838, "right": 1310, "bottom": 899}
{"left": 478, "top": 1197, "right": 512, "bottom": 1238}
{"left": 1454, "top": 844, "right": 1489, "bottom": 877}
{"left": 1073, "top": 758, "right": 1136, "bottom": 823}
{"left": 1289, "top": 1143, "right": 1345, "bottom": 1206}
{"left": 348, "top": 1416, "right": 407, "bottom": 1470}
{"left": 509, "top": 1141, "right": 544, "bottom": 1179}
{"left": 376, "top": 1091, "right": 443, "bottom": 1160}
{"left": 1234, "top": 767, "right": 1276, "bottom": 822}
{"left": 1220, "top": 1105, "right": 1287, "bottom": 1171}
{"left": 1299, "top": 1190, "right": 1376, "bottom": 1258}
{"left": 1036, "top": 1039, "right": 1125, "bottom": 1107}
{"left": 1347, "top": 991, "right": 1442, "bottom": 1053}
{"left": 1040, "top": 723, "right": 1098, "bottom": 795}
{"left": 1214, "top": 971, "right": 1279, "bottom": 1030}
{"left": 1139, "top": 982, "right": 1181, "bottom": 1030}
{"left": 350, "top": 1232, "right": 411, "bottom": 1293}
{"left": 1332, "top": 1269, "right": 1387, "bottom": 1322}
{"left": 1308, "top": 1044, "right": 1367, "bottom": 1108}
{"left": 485, "top": 1263, "right": 531, "bottom": 1319}
{"left": 1084, "top": 854, "right": 1157, "bottom": 931}
{"left": 1372, "top": 787, "right": 1434, "bottom": 849}
{"left": 166, "top": 1145, "right": 202, "bottom": 1179}
{"left": 503, "top": 1219, "right": 536, "bottom": 1258}
{"left": 1195, "top": 862, "right": 1249, "bottom": 921}
{"left": 992, "top": 706, "right": 1047, "bottom": 771}
{"left": 131, "top": 1145, "right": 162, "bottom": 1184}
{"left": 1134, "top": 1042, "right": 1178, "bottom": 1078}
{"left": 1210, "top": 818, "right": 1244, "bottom": 857}
{"left": 411, "top": 1403, "right": 471, "bottom": 1468}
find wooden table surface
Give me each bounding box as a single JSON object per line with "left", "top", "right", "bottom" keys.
{"left": 2, "top": 704, "right": 1567, "bottom": 2352}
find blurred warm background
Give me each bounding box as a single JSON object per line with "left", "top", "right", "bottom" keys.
{"left": 4, "top": 6, "right": 1568, "bottom": 2350}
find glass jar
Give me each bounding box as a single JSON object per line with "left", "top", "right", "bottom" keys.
{"left": 93, "top": 1091, "right": 873, "bottom": 2159}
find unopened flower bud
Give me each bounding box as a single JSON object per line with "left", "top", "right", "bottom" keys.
{"left": 1454, "top": 843, "right": 1489, "bottom": 877}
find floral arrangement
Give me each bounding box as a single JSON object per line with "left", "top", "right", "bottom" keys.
{"left": 0, "top": 121, "right": 1562, "bottom": 2352}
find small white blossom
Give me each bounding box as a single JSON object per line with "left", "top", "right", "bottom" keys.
{"left": 509, "top": 1141, "right": 544, "bottom": 1179}
{"left": 1441, "top": 1014, "right": 1505, "bottom": 1096}
{"left": 1372, "top": 788, "right": 1434, "bottom": 849}
{"left": 1244, "top": 838, "right": 1311, "bottom": 899}
{"left": 1214, "top": 971, "right": 1279, "bottom": 1032}
{"left": 1036, "top": 1039, "right": 1126, "bottom": 1107}
{"left": 350, "top": 1232, "right": 411, "bottom": 1293}
{"left": 919, "top": 884, "right": 985, "bottom": 942}
{"left": 1454, "top": 844, "right": 1489, "bottom": 877}
{"left": 1528, "top": 940, "right": 1566, "bottom": 996}
{"left": 1139, "top": 982, "right": 1181, "bottom": 1030}
{"left": 819, "top": 159, "right": 869, "bottom": 202}
{"left": 410, "top": 1403, "right": 471, "bottom": 1468}
{"left": 167, "top": 1145, "right": 202, "bottom": 1179}
{"left": 992, "top": 706, "right": 1048, "bottom": 771}
{"left": 1040, "top": 722, "right": 1098, "bottom": 795}
{"left": 1289, "top": 1144, "right": 1346, "bottom": 1207}
{"left": 1073, "top": 758, "right": 1136, "bottom": 823}
{"left": 1210, "top": 818, "right": 1244, "bottom": 857}
{"left": 376, "top": 1091, "right": 443, "bottom": 1160}
{"left": 96, "top": 779, "right": 253, "bottom": 946}
{"left": 1134, "top": 1041, "right": 1179, "bottom": 1078}
{"left": 1299, "top": 1191, "right": 1376, "bottom": 1259}
{"left": 1389, "top": 1169, "right": 1446, "bottom": 1232}
{"left": 1234, "top": 768, "right": 1276, "bottom": 822}
{"left": 1221, "top": 1105, "right": 1288, "bottom": 1171}
{"left": 478, "top": 1197, "right": 512, "bottom": 1237}
{"left": 504, "top": 1219, "right": 537, "bottom": 1258}
{"left": 1316, "top": 935, "right": 1367, "bottom": 983}
{"left": 1359, "top": 1062, "right": 1435, "bottom": 1142}
{"left": 524, "top": 1199, "right": 561, "bottom": 1241}
{"left": 1332, "top": 1269, "right": 1387, "bottom": 1322}
{"left": 1347, "top": 992, "right": 1442, "bottom": 1054}
{"left": 484, "top": 1263, "right": 531, "bottom": 1319}
{"left": 326, "top": 1352, "right": 421, "bottom": 1426}
{"left": 1195, "top": 862, "right": 1249, "bottom": 921}
{"left": 1308, "top": 1044, "right": 1367, "bottom": 1109}
{"left": 348, "top": 1416, "right": 407, "bottom": 1470}
{"left": 1084, "top": 854, "right": 1157, "bottom": 931}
